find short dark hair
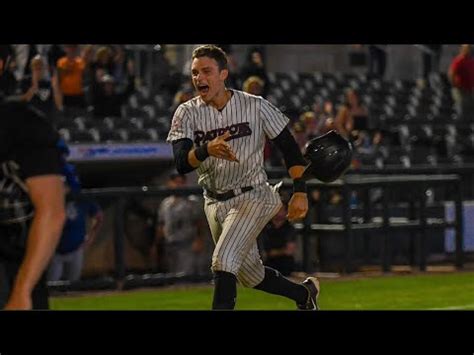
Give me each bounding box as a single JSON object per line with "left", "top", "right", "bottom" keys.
{"left": 192, "top": 45, "right": 228, "bottom": 71}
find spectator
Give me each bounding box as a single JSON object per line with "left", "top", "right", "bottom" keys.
{"left": 10, "top": 45, "right": 46, "bottom": 81}
{"left": 91, "top": 61, "right": 135, "bottom": 118}
{"left": 259, "top": 204, "right": 297, "bottom": 277}
{"left": 171, "top": 84, "right": 195, "bottom": 112}
{"left": 353, "top": 131, "right": 388, "bottom": 168}
{"left": 242, "top": 75, "right": 264, "bottom": 96}
{"left": 80, "top": 44, "right": 96, "bottom": 105}
{"left": 111, "top": 45, "right": 133, "bottom": 88}
{"left": 316, "top": 99, "right": 337, "bottom": 135}
{"left": 291, "top": 120, "right": 308, "bottom": 152}
{"left": 300, "top": 111, "right": 325, "bottom": 139}
{"left": 154, "top": 172, "right": 207, "bottom": 277}
{"left": 335, "top": 89, "right": 369, "bottom": 139}
{"left": 47, "top": 162, "right": 103, "bottom": 282}
{"left": 91, "top": 46, "right": 114, "bottom": 82}
{"left": 19, "top": 55, "right": 63, "bottom": 117}
{"left": 240, "top": 47, "right": 269, "bottom": 96}
{"left": 448, "top": 44, "right": 474, "bottom": 120}
{"left": 56, "top": 45, "right": 87, "bottom": 112}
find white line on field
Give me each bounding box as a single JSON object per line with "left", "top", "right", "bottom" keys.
{"left": 427, "top": 303, "right": 474, "bottom": 310}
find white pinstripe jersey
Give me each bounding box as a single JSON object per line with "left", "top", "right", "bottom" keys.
{"left": 167, "top": 89, "right": 289, "bottom": 193}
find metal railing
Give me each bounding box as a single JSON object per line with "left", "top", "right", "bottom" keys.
{"left": 75, "top": 174, "right": 463, "bottom": 284}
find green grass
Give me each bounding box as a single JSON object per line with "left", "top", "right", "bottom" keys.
{"left": 50, "top": 271, "right": 474, "bottom": 310}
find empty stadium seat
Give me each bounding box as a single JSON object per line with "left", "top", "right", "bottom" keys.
{"left": 126, "top": 129, "right": 153, "bottom": 142}
{"left": 69, "top": 129, "right": 97, "bottom": 143}
{"left": 97, "top": 128, "right": 127, "bottom": 143}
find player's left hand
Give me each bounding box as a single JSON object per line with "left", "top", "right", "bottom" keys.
{"left": 287, "top": 192, "right": 308, "bottom": 222}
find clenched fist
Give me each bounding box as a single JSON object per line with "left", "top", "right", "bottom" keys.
{"left": 287, "top": 192, "right": 308, "bottom": 222}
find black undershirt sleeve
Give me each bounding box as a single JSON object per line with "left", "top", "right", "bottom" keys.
{"left": 172, "top": 138, "right": 196, "bottom": 174}
{"left": 271, "top": 127, "right": 307, "bottom": 169}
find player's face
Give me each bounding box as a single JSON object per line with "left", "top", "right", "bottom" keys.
{"left": 191, "top": 56, "right": 228, "bottom": 103}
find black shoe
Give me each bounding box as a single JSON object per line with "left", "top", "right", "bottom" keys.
{"left": 297, "top": 277, "right": 320, "bottom": 310}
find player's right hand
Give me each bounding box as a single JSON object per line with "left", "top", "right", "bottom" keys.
{"left": 207, "top": 131, "right": 239, "bottom": 163}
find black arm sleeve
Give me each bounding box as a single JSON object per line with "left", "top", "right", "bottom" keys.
{"left": 271, "top": 127, "right": 307, "bottom": 169}
{"left": 172, "top": 138, "right": 196, "bottom": 175}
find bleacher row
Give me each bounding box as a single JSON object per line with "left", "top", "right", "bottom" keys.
{"left": 56, "top": 71, "right": 474, "bottom": 165}
{"left": 57, "top": 115, "right": 170, "bottom": 144}
{"left": 266, "top": 71, "right": 456, "bottom": 121}
{"left": 264, "top": 71, "right": 474, "bottom": 166}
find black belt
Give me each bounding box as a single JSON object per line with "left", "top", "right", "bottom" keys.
{"left": 205, "top": 186, "right": 253, "bottom": 201}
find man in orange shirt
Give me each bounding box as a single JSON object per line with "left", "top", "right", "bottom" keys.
{"left": 56, "top": 45, "right": 86, "bottom": 113}
{"left": 448, "top": 44, "right": 474, "bottom": 121}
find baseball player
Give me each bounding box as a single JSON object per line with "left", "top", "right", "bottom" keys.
{"left": 167, "top": 45, "right": 319, "bottom": 310}
{"left": 155, "top": 172, "right": 207, "bottom": 277}
{"left": 48, "top": 161, "right": 103, "bottom": 283}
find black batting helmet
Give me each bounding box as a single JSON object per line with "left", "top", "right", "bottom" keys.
{"left": 303, "top": 130, "right": 353, "bottom": 183}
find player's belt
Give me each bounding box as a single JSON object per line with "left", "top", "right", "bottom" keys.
{"left": 205, "top": 186, "right": 253, "bottom": 201}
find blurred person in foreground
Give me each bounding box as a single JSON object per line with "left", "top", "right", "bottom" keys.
{"left": 0, "top": 45, "right": 66, "bottom": 310}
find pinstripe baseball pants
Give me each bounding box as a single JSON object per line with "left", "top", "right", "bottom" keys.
{"left": 204, "top": 183, "right": 282, "bottom": 288}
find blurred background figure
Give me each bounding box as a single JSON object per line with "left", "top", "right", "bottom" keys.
{"left": 19, "top": 55, "right": 63, "bottom": 119}
{"left": 10, "top": 45, "right": 56, "bottom": 81}
{"left": 335, "top": 88, "right": 369, "bottom": 139}
{"left": 291, "top": 120, "right": 308, "bottom": 152}
{"left": 448, "top": 44, "right": 474, "bottom": 121}
{"left": 171, "top": 83, "right": 195, "bottom": 112}
{"left": 91, "top": 46, "right": 114, "bottom": 84}
{"left": 91, "top": 61, "right": 136, "bottom": 119}
{"left": 48, "top": 162, "right": 104, "bottom": 282}
{"left": 242, "top": 75, "right": 264, "bottom": 96}
{"left": 240, "top": 47, "right": 269, "bottom": 97}
{"left": 259, "top": 204, "right": 297, "bottom": 277}
{"left": 300, "top": 111, "right": 324, "bottom": 140}
{"left": 56, "top": 45, "right": 87, "bottom": 114}
{"left": 153, "top": 172, "right": 207, "bottom": 277}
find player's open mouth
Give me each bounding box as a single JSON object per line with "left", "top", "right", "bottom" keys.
{"left": 197, "top": 85, "right": 210, "bottom": 94}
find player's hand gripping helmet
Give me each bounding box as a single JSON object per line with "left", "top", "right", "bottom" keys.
{"left": 302, "top": 130, "right": 353, "bottom": 183}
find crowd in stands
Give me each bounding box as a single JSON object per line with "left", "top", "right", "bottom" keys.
{"left": 1, "top": 44, "right": 139, "bottom": 143}
{"left": 3, "top": 44, "right": 474, "bottom": 170}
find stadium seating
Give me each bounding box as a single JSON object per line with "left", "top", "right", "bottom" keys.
{"left": 58, "top": 70, "right": 474, "bottom": 168}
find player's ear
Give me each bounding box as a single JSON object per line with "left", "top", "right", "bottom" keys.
{"left": 219, "top": 68, "right": 229, "bottom": 81}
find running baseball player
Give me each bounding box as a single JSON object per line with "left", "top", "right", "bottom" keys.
{"left": 167, "top": 45, "right": 319, "bottom": 310}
